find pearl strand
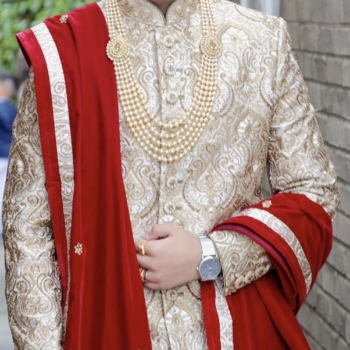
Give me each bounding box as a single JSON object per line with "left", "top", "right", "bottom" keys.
{"left": 106, "top": 0, "right": 222, "bottom": 163}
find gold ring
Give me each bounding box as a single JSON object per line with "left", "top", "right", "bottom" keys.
{"left": 138, "top": 240, "right": 147, "bottom": 256}
{"left": 140, "top": 268, "right": 147, "bottom": 283}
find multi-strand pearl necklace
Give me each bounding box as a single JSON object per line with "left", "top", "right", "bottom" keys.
{"left": 106, "top": 0, "right": 222, "bottom": 163}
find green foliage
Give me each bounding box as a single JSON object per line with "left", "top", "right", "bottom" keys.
{"left": 0, "top": 0, "right": 92, "bottom": 74}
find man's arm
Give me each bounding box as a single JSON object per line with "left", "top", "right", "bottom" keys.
{"left": 209, "top": 230, "right": 272, "bottom": 295}
{"left": 209, "top": 17, "right": 339, "bottom": 297}
{"left": 2, "top": 69, "right": 63, "bottom": 349}
{"left": 135, "top": 19, "right": 338, "bottom": 298}
{"left": 267, "top": 18, "right": 339, "bottom": 216}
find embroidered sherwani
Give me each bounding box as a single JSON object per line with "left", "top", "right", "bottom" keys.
{"left": 3, "top": 0, "right": 339, "bottom": 349}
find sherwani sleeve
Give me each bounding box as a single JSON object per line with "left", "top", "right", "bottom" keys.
{"left": 210, "top": 18, "right": 339, "bottom": 298}
{"left": 267, "top": 18, "right": 339, "bottom": 215}
{"left": 210, "top": 230, "right": 272, "bottom": 296}
{"left": 2, "top": 69, "right": 63, "bottom": 349}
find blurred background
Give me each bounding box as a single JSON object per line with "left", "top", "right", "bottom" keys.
{"left": 0, "top": 0, "right": 349, "bottom": 349}
{"left": 0, "top": 0, "right": 91, "bottom": 72}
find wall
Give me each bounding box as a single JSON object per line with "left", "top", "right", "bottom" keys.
{"left": 280, "top": 1, "right": 350, "bottom": 349}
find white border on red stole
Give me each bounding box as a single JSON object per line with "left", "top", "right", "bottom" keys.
{"left": 239, "top": 208, "right": 312, "bottom": 294}
{"left": 32, "top": 22, "right": 74, "bottom": 336}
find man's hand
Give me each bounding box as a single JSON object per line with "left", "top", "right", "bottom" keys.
{"left": 135, "top": 223, "right": 202, "bottom": 290}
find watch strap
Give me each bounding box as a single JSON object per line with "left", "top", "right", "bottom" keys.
{"left": 199, "top": 236, "right": 217, "bottom": 258}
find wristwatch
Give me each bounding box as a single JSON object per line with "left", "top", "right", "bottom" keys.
{"left": 197, "top": 236, "right": 222, "bottom": 281}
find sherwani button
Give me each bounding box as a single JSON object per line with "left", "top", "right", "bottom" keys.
{"left": 166, "top": 92, "right": 178, "bottom": 104}
{"left": 163, "top": 35, "right": 175, "bottom": 48}
{"left": 166, "top": 289, "right": 179, "bottom": 301}
{"left": 164, "top": 202, "right": 177, "bottom": 214}
{"left": 166, "top": 176, "right": 178, "bottom": 189}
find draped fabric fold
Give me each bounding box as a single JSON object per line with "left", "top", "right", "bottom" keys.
{"left": 17, "top": 4, "right": 152, "bottom": 349}
{"left": 201, "top": 192, "right": 332, "bottom": 350}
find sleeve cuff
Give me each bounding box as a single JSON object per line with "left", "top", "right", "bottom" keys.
{"left": 210, "top": 230, "right": 273, "bottom": 296}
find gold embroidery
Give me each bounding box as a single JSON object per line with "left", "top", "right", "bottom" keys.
{"left": 3, "top": 69, "right": 63, "bottom": 348}
{"left": 262, "top": 200, "right": 272, "bottom": 208}
{"left": 59, "top": 14, "right": 69, "bottom": 24}
{"left": 74, "top": 243, "right": 83, "bottom": 255}
{"left": 210, "top": 230, "right": 273, "bottom": 296}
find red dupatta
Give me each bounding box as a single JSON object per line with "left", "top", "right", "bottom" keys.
{"left": 17, "top": 4, "right": 151, "bottom": 349}
{"left": 202, "top": 192, "right": 333, "bottom": 350}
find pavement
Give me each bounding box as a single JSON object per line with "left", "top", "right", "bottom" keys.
{"left": 0, "top": 241, "right": 15, "bottom": 349}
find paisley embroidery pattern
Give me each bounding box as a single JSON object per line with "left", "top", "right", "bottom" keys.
{"left": 211, "top": 230, "right": 273, "bottom": 296}
{"left": 3, "top": 70, "right": 63, "bottom": 349}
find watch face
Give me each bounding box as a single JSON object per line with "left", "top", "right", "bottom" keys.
{"left": 199, "top": 257, "right": 221, "bottom": 280}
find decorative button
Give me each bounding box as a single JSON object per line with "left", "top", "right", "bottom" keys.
{"left": 164, "top": 62, "right": 176, "bottom": 76}
{"left": 262, "top": 200, "right": 272, "bottom": 208}
{"left": 166, "top": 176, "right": 178, "bottom": 189}
{"left": 59, "top": 15, "right": 69, "bottom": 24}
{"left": 166, "top": 92, "right": 178, "bottom": 105}
{"left": 166, "top": 289, "right": 178, "bottom": 302}
{"left": 164, "top": 58, "right": 183, "bottom": 76}
{"left": 74, "top": 243, "right": 83, "bottom": 255}
{"left": 163, "top": 35, "right": 175, "bottom": 48}
{"left": 164, "top": 202, "right": 177, "bottom": 215}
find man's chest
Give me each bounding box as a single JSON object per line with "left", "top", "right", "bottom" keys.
{"left": 118, "top": 11, "right": 276, "bottom": 237}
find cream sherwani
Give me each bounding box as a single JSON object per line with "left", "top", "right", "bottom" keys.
{"left": 3, "top": 0, "right": 338, "bottom": 349}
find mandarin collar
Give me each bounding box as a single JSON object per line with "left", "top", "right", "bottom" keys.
{"left": 117, "top": 0, "right": 199, "bottom": 26}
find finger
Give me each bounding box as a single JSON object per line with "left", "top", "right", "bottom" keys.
{"left": 137, "top": 254, "right": 154, "bottom": 269}
{"left": 137, "top": 239, "right": 161, "bottom": 258}
{"left": 148, "top": 223, "right": 176, "bottom": 240}
{"left": 134, "top": 231, "right": 154, "bottom": 251}
{"left": 134, "top": 239, "right": 141, "bottom": 251}
{"left": 143, "top": 232, "right": 150, "bottom": 240}
{"left": 135, "top": 239, "right": 148, "bottom": 255}
{"left": 147, "top": 226, "right": 164, "bottom": 240}
{"left": 142, "top": 269, "right": 155, "bottom": 284}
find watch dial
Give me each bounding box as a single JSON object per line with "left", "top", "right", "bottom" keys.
{"left": 199, "top": 258, "right": 221, "bottom": 279}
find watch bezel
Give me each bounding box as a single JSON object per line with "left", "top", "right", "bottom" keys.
{"left": 198, "top": 256, "right": 222, "bottom": 281}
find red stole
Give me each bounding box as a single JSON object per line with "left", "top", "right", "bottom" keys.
{"left": 17, "top": 3, "right": 333, "bottom": 349}
{"left": 17, "top": 4, "right": 151, "bottom": 349}
{"left": 202, "top": 193, "right": 332, "bottom": 350}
